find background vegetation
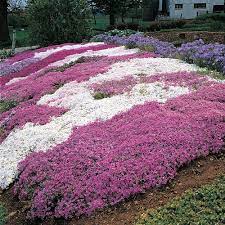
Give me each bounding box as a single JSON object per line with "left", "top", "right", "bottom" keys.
{"left": 0, "top": 204, "right": 6, "bottom": 225}
{"left": 27, "top": 0, "right": 92, "bottom": 46}
{"left": 137, "top": 176, "right": 225, "bottom": 225}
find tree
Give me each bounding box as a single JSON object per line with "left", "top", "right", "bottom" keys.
{"left": 142, "top": 0, "right": 159, "bottom": 21}
{"left": 120, "top": 0, "right": 142, "bottom": 23}
{"left": 27, "top": 0, "right": 92, "bottom": 46}
{"left": 91, "top": 0, "right": 120, "bottom": 25}
{"left": 91, "top": 0, "right": 141, "bottom": 26}
{"left": 0, "top": 0, "right": 11, "bottom": 47}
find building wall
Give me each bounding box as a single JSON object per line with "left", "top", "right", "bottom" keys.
{"left": 168, "top": 0, "right": 224, "bottom": 19}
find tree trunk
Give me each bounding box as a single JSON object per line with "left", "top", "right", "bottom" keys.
{"left": 0, "top": 0, "right": 11, "bottom": 46}
{"left": 121, "top": 13, "right": 125, "bottom": 23}
{"left": 162, "top": 0, "right": 167, "bottom": 14}
{"left": 142, "top": 0, "right": 154, "bottom": 21}
{"left": 109, "top": 14, "right": 115, "bottom": 26}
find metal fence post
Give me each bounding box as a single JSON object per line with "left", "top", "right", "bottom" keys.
{"left": 11, "top": 29, "right": 16, "bottom": 54}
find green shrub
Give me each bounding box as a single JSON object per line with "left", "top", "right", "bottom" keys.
{"left": 210, "top": 21, "right": 225, "bottom": 32}
{"left": 196, "top": 13, "right": 225, "bottom": 22}
{"left": 93, "top": 29, "right": 137, "bottom": 39}
{"left": 27, "top": 0, "right": 92, "bottom": 46}
{"left": 107, "top": 20, "right": 186, "bottom": 33}
{"left": 198, "top": 68, "right": 225, "bottom": 80}
{"left": 0, "top": 50, "right": 13, "bottom": 60}
{"left": 147, "top": 21, "right": 161, "bottom": 31}
{"left": 108, "top": 23, "right": 140, "bottom": 31}
{"left": 137, "top": 176, "right": 225, "bottom": 225}
{"left": 160, "top": 20, "right": 186, "bottom": 29}
{"left": 139, "top": 45, "right": 155, "bottom": 52}
{"left": 144, "top": 20, "right": 186, "bottom": 32}
{"left": 93, "top": 92, "right": 110, "bottom": 100}
{"left": 0, "top": 204, "right": 6, "bottom": 225}
{"left": 0, "top": 40, "right": 11, "bottom": 49}
{"left": 48, "top": 61, "right": 78, "bottom": 73}
{"left": 0, "top": 100, "right": 18, "bottom": 113}
{"left": 125, "top": 41, "right": 137, "bottom": 49}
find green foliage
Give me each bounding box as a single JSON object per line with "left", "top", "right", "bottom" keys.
{"left": 196, "top": 13, "right": 225, "bottom": 22}
{"left": 198, "top": 68, "right": 225, "bottom": 80}
{"left": 49, "top": 56, "right": 97, "bottom": 73}
{"left": 139, "top": 45, "right": 155, "bottom": 52}
{"left": 0, "top": 100, "right": 18, "bottom": 113}
{"left": 137, "top": 176, "right": 225, "bottom": 225}
{"left": 27, "top": 0, "right": 92, "bottom": 46}
{"left": 0, "top": 49, "right": 13, "bottom": 60}
{"left": 92, "top": 0, "right": 141, "bottom": 16}
{"left": 11, "top": 28, "right": 30, "bottom": 47}
{"left": 0, "top": 127, "right": 5, "bottom": 137}
{"left": 93, "top": 92, "right": 110, "bottom": 100}
{"left": 125, "top": 41, "right": 137, "bottom": 49}
{"left": 92, "top": 0, "right": 142, "bottom": 25}
{"left": 108, "top": 23, "right": 140, "bottom": 31}
{"left": 0, "top": 204, "right": 6, "bottom": 225}
{"left": 8, "top": 12, "right": 28, "bottom": 28}
{"left": 48, "top": 61, "right": 78, "bottom": 73}
{"left": 75, "top": 56, "right": 92, "bottom": 63}
{"left": 182, "top": 22, "right": 211, "bottom": 32}
{"left": 0, "top": 40, "right": 12, "bottom": 50}
{"left": 107, "top": 20, "right": 186, "bottom": 32}
{"left": 145, "top": 20, "right": 186, "bottom": 32}
{"left": 194, "top": 13, "right": 225, "bottom": 32}
{"left": 210, "top": 21, "right": 225, "bottom": 32}
{"left": 106, "top": 29, "right": 137, "bottom": 37}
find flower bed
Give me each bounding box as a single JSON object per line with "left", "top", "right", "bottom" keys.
{"left": 92, "top": 33, "right": 225, "bottom": 75}
{"left": 0, "top": 41, "right": 225, "bottom": 220}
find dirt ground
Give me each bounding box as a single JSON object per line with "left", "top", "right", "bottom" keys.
{"left": 1, "top": 152, "right": 225, "bottom": 225}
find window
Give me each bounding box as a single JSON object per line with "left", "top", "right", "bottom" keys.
{"left": 194, "top": 3, "right": 206, "bottom": 9}
{"left": 175, "top": 4, "right": 183, "bottom": 10}
{"left": 213, "top": 5, "right": 224, "bottom": 13}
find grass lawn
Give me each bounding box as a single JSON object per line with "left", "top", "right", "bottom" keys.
{"left": 9, "top": 27, "right": 30, "bottom": 48}
{"left": 93, "top": 15, "right": 143, "bottom": 31}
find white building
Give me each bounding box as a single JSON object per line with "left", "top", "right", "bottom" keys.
{"left": 159, "top": 0, "right": 224, "bottom": 19}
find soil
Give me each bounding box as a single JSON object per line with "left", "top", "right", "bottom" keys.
{"left": 1, "top": 153, "right": 225, "bottom": 225}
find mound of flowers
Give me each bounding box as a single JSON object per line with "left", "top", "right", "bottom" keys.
{"left": 0, "top": 41, "right": 225, "bottom": 220}
{"left": 92, "top": 32, "right": 225, "bottom": 75}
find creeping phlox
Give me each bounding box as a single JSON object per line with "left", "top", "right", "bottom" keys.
{"left": 0, "top": 41, "right": 224, "bottom": 220}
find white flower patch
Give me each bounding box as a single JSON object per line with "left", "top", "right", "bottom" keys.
{"left": 5, "top": 76, "right": 28, "bottom": 86}
{"left": 50, "top": 46, "right": 139, "bottom": 67}
{"left": 0, "top": 57, "right": 200, "bottom": 189}
{"left": 34, "top": 42, "right": 105, "bottom": 60}
{"left": 89, "top": 57, "right": 199, "bottom": 84}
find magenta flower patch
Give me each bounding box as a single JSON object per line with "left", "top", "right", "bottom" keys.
{"left": 141, "top": 71, "right": 217, "bottom": 89}
{"left": 0, "top": 103, "right": 66, "bottom": 143}
{"left": 14, "top": 83, "right": 225, "bottom": 219}
{"left": 90, "top": 76, "right": 137, "bottom": 95}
